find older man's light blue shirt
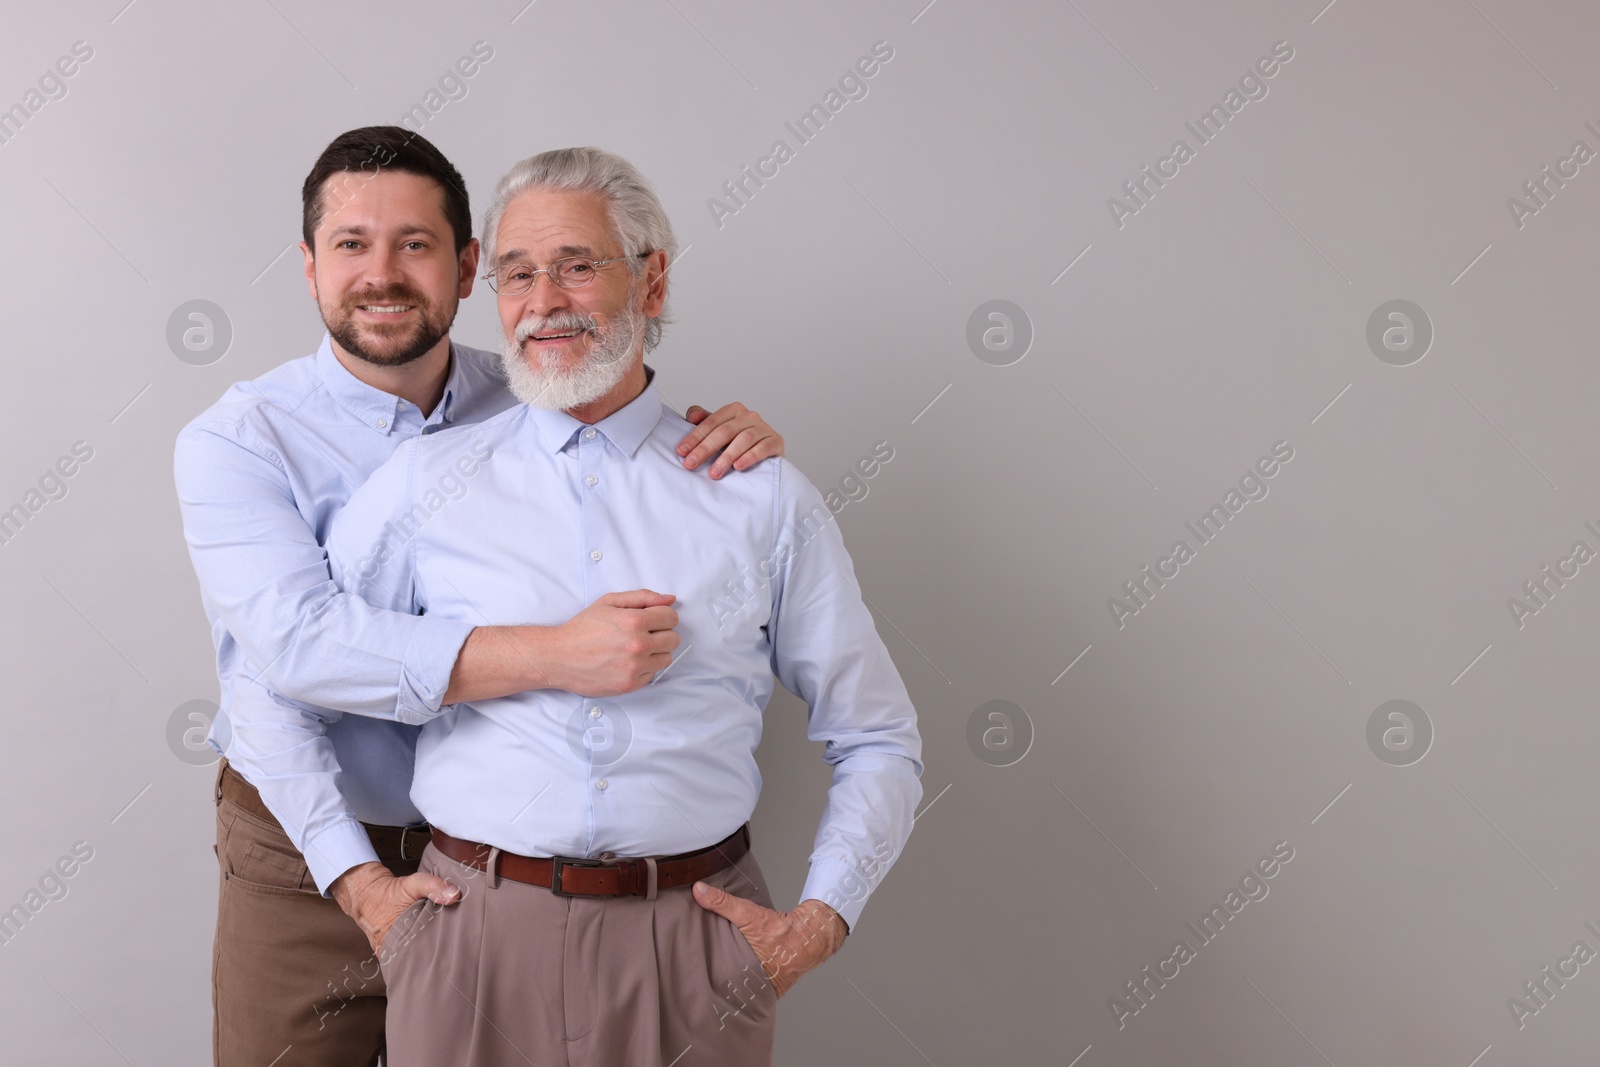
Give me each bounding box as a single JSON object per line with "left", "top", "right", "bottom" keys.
{"left": 247, "top": 375, "right": 923, "bottom": 930}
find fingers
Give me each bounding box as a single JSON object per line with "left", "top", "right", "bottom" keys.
{"left": 682, "top": 413, "right": 757, "bottom": 471}
{"left": 399, "top": 871, "right": 461, "bottom": 906}
{"left": 722, "top": 429, "right": 784, "bottom": 475}
{"left": 688, "top": 415, "right": 784, "bottom": 477}
{"left": 691, "top": 880, "right": 764, "bottom": 924}
{"left": 685, "top": 405, "right": 709, "bottom": 424}
{"left": 635, "top": 605, "right": 680, "bottom": 634}
{"left": 676, "top": 402, "right": 749, "bottom": 458}
{"left": 708, "top": 427, "right": 767, "bottom": 479}
{"left": 599, "top": 589, "right": 677, "bottom": 609}
{"left": 627, "top": 627, "right": 680, "bottom": 660}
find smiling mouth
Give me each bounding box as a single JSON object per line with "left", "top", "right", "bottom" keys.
{"left": 531, "top": 330, "right": 585, "bottom": 341}
{"left": 359, "top": 304, "right": 415, "bottom": 314}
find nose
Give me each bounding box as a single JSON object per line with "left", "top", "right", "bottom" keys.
{"left": 523, "top": 270, "right": 571, "bottom": 318}
{"left": 364, "top": 244, "right": 405, "bottom": 289}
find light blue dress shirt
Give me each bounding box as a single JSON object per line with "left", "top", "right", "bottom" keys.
{"left": 238, "top": 375, "right": 923, "bottom": 930}
{"left": 173, "top": 337, "right": 517, "bottom": 890}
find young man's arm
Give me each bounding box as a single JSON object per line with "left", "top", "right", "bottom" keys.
{"left": 174, "top": 401, "right": 782, "bottom": 720}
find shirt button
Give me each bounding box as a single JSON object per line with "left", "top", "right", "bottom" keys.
{"left": 589, "top": 707, "right": 602, "bottom": 719}
{"left": 376, "top": 418, "right": 388, "bottom": 429}
{"left": 583, "top": 428, "right": 597, "bottom": 441}
{"left": 585, "top": 474, "right": 598, "bottom": 487}
{"left": 596, "top": 778, "right": 608, "bottom": 791}
{"left": 590, "top": 549, "right": 603, "bottom": 561}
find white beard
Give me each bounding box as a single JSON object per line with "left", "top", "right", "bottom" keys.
{"left": 498, "top": 291, "right": 645, "bottom": 411}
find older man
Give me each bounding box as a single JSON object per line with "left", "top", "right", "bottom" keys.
{"left": 234, "top": 146, "right": 923, "bottom": 1066}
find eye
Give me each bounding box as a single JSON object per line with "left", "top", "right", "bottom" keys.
{"left": 336, "top": 240, "right": 362, "bottom": 250}
{"left": 507, "top": 267, "right": 534, "bottom": 282}
{"left": 403, "top": 240, "right": 428, "bottom": 251}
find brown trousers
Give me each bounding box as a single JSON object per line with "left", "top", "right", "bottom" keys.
{"left": 379, "top": 840, "right": 779, "bottom": 1067}
{"left": 212, "top": 763, "right": 420, "bottom": 1067}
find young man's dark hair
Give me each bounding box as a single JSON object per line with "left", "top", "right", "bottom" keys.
{"left": 301, "top": 126, "right": 473, "bottom": 254}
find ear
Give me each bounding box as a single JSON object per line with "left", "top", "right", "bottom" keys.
{"left": 642, "top": 248, "right": 669, "bottom": 317}
{"left": 300, "top": 240, "right": 317, "bottom": 301}
{"left": 458, "top": 237, "right": 481, "bottom": 300}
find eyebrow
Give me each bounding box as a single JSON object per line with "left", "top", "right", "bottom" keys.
{"left": 495, "top": 244, "right": 600, "bottom": 268}
{"left": 326, "top": 224, "right": 444, "bottom": 241}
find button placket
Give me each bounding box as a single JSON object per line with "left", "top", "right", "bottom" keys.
{"left": 578, "top": 427, "right": 607, "bottom": 602}
{"left": 576, "top": 428, "right": 611, "bottom": 846}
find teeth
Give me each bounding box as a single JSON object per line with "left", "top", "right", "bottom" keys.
{"left": 535, "top": 331, "right": 580, "bottom": 340}
{"left": 362, "top": 305, "right": 411, "bottom": 313}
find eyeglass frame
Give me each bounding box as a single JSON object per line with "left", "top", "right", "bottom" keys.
{"left": 482, "top": 251, "right": 653, "bottom": 295}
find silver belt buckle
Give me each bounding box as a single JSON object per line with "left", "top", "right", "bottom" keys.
{"left": 399, "top": 824, "right": 430, "bottom": 861}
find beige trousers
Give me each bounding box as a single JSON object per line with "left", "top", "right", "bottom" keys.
{"left": 380, "top": 839, "right": 779, "bottom": 1067}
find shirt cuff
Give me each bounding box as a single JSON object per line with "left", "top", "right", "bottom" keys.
{"left": 394, "top": 616, "right": 475, "bottom": 724}
{"left": 301, "top": 818, "right": 381, "bottom": 896}
{"left": 801, "top": 857, "right": 868, "bottom": 934}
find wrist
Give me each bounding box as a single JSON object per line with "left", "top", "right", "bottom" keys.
{"left": 330, "top": 861, "right": 390, "bottom": 920}
{"left": 795, "top": 898, "right": 849, "bottom": 955}
{"left": 515, "top": 625, "right": 561, "bottom": 691}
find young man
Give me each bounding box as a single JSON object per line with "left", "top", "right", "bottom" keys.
{"left": 174, "top": 127, "right": 788, "bottom": 1067}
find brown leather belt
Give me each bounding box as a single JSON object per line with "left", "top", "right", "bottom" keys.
{"left": 217, "top": 761, "right": 431, "bottom": 862}
{"left": 429, "top": 823, "right": 750, "bottom": 898}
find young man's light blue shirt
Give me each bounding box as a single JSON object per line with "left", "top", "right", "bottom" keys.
{"left": 174, "top": 337, "right": 517, "bottom": 890}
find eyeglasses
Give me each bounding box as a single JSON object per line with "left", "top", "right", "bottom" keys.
{"left": 484, "top": 252, "right": 651, "bottom": 295}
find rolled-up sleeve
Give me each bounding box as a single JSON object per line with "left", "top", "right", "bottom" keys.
{"left": 766, "top": 460, "right": 924, "bottom": 933}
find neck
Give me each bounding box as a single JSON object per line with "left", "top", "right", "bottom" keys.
{"left": 330, "top": 335, "right": 453, "bottom": 417}
{"left": 564, "top": 356, "right": 649, "bottom": 426}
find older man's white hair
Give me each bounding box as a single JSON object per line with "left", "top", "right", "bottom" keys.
{"left": 482, "top": 146, "right": 678, "bottom": 353}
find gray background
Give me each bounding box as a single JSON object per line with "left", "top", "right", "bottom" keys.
{"left": 1, "top": 0, "right": 1595, "bottom": 1063}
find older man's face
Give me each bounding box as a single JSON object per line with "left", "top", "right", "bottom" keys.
{"left": 493, "top": 189, "right": 644, "bottom": 375}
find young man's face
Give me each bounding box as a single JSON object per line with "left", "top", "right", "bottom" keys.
{"left": 301, "top": 170, "right": 478, "bottom": 368}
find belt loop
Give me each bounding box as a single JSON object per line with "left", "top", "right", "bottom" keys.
{"left": 485, "top": 846, "right": 502, "bottom": 890}
{"left": 644, "top": 856, "right": 658, "bottom": 901}
{"left": 214, "top": 760, "right": 227, "bottom": 806}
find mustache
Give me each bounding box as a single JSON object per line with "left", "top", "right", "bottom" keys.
{"left": 513, "top": 310, "right": 605, "bottom": 344}
{"left": 343, "top": 284, "right": 428, "bottom": 309}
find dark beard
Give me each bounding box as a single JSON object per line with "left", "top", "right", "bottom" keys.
{"left": 324, "top": 286, "right": 455, "bottom": 368}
